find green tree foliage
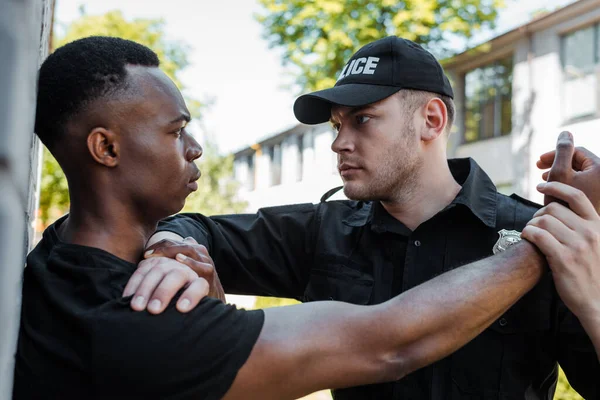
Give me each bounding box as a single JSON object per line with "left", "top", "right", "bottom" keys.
{"left": 39, "top": 147, "right": 70, "bottom": 224}
{"left": 556, "top": 367, "right": 584, "bottom": 400}
{"left": 256, "top": 0, "right": 504, "bottom": 91}
{"left": 38, "top": 10, "right": 235, "bottom": 226}
{"left": 253, "top": 296, "right": 299, "bottom": 309}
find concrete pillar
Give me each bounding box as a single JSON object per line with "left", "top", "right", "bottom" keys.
{"left": 0, "top": 0, "right": 54, "bottom": 397}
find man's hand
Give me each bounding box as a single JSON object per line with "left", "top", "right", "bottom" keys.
{"left": 124, "top": 235, "right": 226, "bottom": 313}
{"left": 522, "top": 181, "right": 600, "bottom": 321}
{"left": 145, "top": 236, "right": 226, "bottom": 302}
{"left": 537, "top": 131, "right": 600, "bottom": 211}
{"left": 123, "top": 255, "right": 210, "bottom": 314}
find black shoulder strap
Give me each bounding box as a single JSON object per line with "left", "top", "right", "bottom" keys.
{"left": 320, "top": 186, "right": 343, "bottom": 203}
{"left": 495, "top": 193, "right": 518, "bottom": 230}
{"left": 495, "top": 193, "right": 539, "bottom": 231}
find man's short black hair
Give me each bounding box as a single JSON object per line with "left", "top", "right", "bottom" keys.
{"left": 35, "top": 36, "right": 160, "bottom": 148}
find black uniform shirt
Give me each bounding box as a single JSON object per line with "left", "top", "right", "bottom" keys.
{"left": 159, "top": 158, "right": 599, "bottom": 399}
{"left": 13, "top": 216, "right": 264, "bottom": 400}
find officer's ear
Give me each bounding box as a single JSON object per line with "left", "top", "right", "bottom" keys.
{"left": 87, "top": 128, "right": 120, "bottom": 167}
{"left": 420, "top": 98, "right": 447, "bottom": 142}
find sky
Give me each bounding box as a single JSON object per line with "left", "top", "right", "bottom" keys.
{"left": 54, "top": 0, "right": 577, "bottom": 154}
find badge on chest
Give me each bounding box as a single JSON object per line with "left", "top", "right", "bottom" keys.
{"left": 492, "top": 229, "right": 522, "bottom": 255}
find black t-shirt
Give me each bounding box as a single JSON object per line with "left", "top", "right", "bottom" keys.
{"left": 13, "top": 216, "right": 264, "bottom": 400}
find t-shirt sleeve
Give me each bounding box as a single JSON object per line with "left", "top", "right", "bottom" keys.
{"left": 91, "top": 297, "right": 265, "bottom": 400}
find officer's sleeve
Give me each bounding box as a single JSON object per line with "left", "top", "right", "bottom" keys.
{"left": 157, "top": 203, "right": 319, "bottom": 300}
{"left": 92, "top": 298, "right": 265, "bottom": 400}
{"left": 556, "top": 300, "right": 600, "bottom": 398}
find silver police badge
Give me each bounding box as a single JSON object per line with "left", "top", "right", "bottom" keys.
{"left": 492, "top": 229, "right": 522, "bottom": 255}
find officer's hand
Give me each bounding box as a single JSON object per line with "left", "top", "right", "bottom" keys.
{"left": 537, "top": 131, "right": 600, "bottom": 211}
{"left": 124, "top": 255, "right": 209, "bottom": 314}
{"left": 522, "top": 181, "right": 600, "bottom": 326}
{"left": 145, "top": 237, "right": 226, "bottom": 302}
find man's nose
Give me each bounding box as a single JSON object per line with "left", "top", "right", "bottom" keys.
{"left": 185, "top": 135, "right": 203, "bottom": 162}
{"left": 331, "top": 126, "right": 355, "bottom": 154}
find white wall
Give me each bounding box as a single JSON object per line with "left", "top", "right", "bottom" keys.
{"left": 234, "top": 125, "right": 346, "bottom": 212}
{"left": 455, "top": 6, "right": 600, "bottom": 204}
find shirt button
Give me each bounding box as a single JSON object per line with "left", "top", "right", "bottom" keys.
{"left": 499, "top": 317, "right": 508, "bottom": 327}
{"left": 414, "top": 240, "right": 421, "bottom": 247}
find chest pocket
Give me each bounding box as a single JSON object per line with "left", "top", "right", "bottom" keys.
{"left": 303, "top": 256, "right": 374, "bottom": 305}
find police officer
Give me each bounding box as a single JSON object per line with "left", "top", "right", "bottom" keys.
{"left": 138, "top": 37, "right": 599, "bottom": 399}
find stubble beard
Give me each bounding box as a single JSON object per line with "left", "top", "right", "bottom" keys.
{"left": 342, "top": 127, "right": 422, "bottom": 203}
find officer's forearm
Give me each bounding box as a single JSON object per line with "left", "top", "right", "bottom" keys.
{"left": 376, "top": 241, "right": 545, "bottom": 376}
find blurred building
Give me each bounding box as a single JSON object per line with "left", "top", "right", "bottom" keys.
{"left": 233, "top": 123, "right": 345, "bottom": 211}
{"left": 233, "top": 0, "right": 600, "bottom": 210}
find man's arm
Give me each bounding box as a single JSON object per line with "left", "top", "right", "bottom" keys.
{"left": 155, "top": 203, "right": 318, "bottom": 298}
{"left": 223, "top": 241, "right": 545, "bottom": 399}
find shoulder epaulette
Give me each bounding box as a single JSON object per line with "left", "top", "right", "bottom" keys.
{"left": 509, "top": 193, "right": 543, "bottom": 210}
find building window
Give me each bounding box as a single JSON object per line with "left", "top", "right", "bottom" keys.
{"left": 296, "top": 134, "right": 304, "bottom": 182}
{"left": 268, "top": 144, "right": 282, "bottom": 186}
{"left": 562, "top": 24, "right": 599, "bottom": 120}
{"left": 464, "top": 56, "right": 513, "bottom": 143}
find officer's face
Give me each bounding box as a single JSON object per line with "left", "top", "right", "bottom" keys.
{"left": 330, "top": 93, "right": 422, "bottom": 202}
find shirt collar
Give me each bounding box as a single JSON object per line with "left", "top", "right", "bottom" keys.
{"left": 342, "top": 158, "right": 497, "bottom": 229}
{"left": 447, "top": 158, "right": 497, "bottom": 228}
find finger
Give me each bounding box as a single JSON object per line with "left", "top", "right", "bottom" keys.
{"left": 537, "top": 182, "right": 597, "bottom": 220}
{"left": 541, "top": 170, "right": 549, "bottom": 181}
{"left": 527, "top": 214, "right": 575, "bottom": 246}
{"left": 176, "top": 253, "right": 215, "bottom": 280}
{"left": 547, "top": 131, "right": 574, "bottom": 183}
{"left": 574, "top": 146, "right": 600, "bottom": 170}
{"left": 521, "top": 225, "right": 564, "bottom": 264}
{"left": 146, "top": 231, "right": 184, "bottom": 249}
{"left": 532, "top": 203, "right": 581, "bottom": 232}
{"left": 194, "top": 244, "right": 213, "bottom": 263}
{"left": 177, "top": 278, "right": 209, "bottom": 313}
{"left": 148, "top": 244, "right": 211, "bottom": 263}
{"left": 183, "top": 236, "right": 198, "bottom": 244}
{"left": 538, "top": 147, "right": 589, "bottom": 171}
{"left": 123, "top": 263, "right": 153, "bottom": 298}
{"left": 537, "top": 150, "right": 555, "bottom": 169}
{"left": 144, "top": 238, "right": 185, "bottom": 258}
{"left": 130, "top": 267, "right": 169, "bottom": 312}
{"left": 147, "top": 268, "right": 197, "bottom": 315}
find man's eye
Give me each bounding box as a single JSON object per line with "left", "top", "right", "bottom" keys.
{"left": 356, "top": 115, "right": 370, "bottom": 124}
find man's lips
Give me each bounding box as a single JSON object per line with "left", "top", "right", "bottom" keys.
{"left": 187, "top": 170, "right": 201, "bottom": 191}
{"left": 338, "top": 163, "right": 362, "bottom": 177}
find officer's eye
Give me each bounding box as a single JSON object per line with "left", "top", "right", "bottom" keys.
{"left": 356, "top": 115, "right": 371, "bottom": 125}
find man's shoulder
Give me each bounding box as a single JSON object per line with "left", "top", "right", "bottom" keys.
{"left": 494, "top": 192, "right": 541, "bottom": 229}
{"left": 496, "top": 192, "right": 542, "bottom": 213}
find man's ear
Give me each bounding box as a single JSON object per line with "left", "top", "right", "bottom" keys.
{"left": 87, "top": 128, "right": 119, "bottom": 167}
{"left": 421, "top": 98, "right": 447, "bottom": 142}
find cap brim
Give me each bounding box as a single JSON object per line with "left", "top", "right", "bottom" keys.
{"left": 293, "top": 84, "right": 401, "bottom": 125}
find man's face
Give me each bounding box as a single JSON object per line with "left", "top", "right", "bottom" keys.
{"left": 113, "top": 66, "right": 202, "bottom": 218}
{"left": 330, "top": 94, "right": 422, "bottom": 202}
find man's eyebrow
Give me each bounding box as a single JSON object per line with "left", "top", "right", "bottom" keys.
{"left": 169, "top": 113, "right": 191, "bottom": 125}
{"left": 330, "top": 105, "right": 377, "bottom": 124}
